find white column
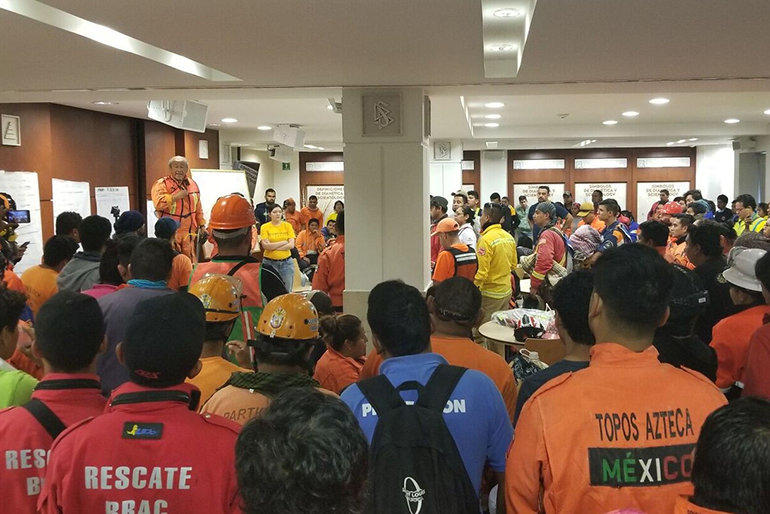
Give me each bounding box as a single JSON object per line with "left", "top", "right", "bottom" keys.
{"left": 342, "top": 87, "right": 431, "bottom": 323}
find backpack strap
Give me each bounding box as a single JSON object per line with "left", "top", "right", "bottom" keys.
{"left": 227, "top": 256, "right": 260, "bottom": 277}
{"left": 22, "top": 399, "right": 67, "bottom": 440}
{"left": 357, "top": 375, "right": 406, "bottom": 418}
{"left": 418, "top": 365, "right": 467, "bottom": 411}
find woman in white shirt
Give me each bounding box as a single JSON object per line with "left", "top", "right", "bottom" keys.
{"left": 454, "top": 205, "right": 477, "bottom": 250}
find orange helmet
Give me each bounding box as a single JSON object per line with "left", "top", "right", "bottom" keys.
{"left": 257, "top": 293, "right": 319, "bottom": 340}
{"left": 189, "top": 274, "right": 243, "bottom": 322}
{"left": 209, "top": 194, "right": 256, "bottom": 230}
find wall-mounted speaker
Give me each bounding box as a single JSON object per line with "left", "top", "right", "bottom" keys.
{"left": 147, "top": 100, "right": 208, "bottom": 133}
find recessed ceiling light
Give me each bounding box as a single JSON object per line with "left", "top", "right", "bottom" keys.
{"left": 485, "top": 114, "right": 502, "bottom": 120}
{"left": 622, "top": 111, "right": 639, "bottom": 117}
{"left": 764, "top": 109, "right": 770, "bottom": 115}
{"left": 304, "top": 144, "right": 317, "bottom": 149}
{"left": 649, "top": 97, "right": 670, "bottom": 105}
{"left": 591, "top": 140, "right": 598, "bottom": 143}
{"left": 689, "top": 138, "right": 698, "bottom": 141}
{"left": 327, "top": 105, "right": 334, "bottom": 111}
{"left": 485, "top": 102, "right": 505, "bottom": 109}
{"left": 602, "top": 120, "right": 618, "bottom": 125}
{"left": 677, "top": 139, "right": 686, "bottom": 144}
{"left": 209, "top": 123, "right": 221, "bottom": 127}
{"left": 484, "top": 123, "right": 500, "bottom": 128}
{"left": 493, "top": 8, "right": 522, "bottom": 17}
{"left": 724, "top": 118, "right": 740, "bottom": 124}
{"left": 317, "top": 147, "right": 325, "bottom": 151}
{"left": 91, "top": 101, "right": 117, "bottom": 105}
{"left": 257, "top": 125, "right": 272, "bottom": 131}
{"left": 666, "top": 142, "right": 675, "bottom": 146}
{"left": 489, "top": 44, "right": 516, "bottom": 52}
{"left": 221, "top": 117, "right": 238, "bottom": 123}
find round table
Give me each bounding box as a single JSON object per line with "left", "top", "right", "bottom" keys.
{"left": 478, "top": 321, "right": 524, "bottom": 347}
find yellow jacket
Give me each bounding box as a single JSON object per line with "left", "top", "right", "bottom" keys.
{"left": 474, "top": 224, "right": 517, "bottom": 298}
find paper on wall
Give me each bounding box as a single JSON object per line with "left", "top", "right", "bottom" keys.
{"left": 52, "top": 178, "right": 91, "bottom": 225}
{"left": 0, "top": 170, "right": 44, "bottom": 274}
{"left": 95, "top": 187, "right": 131, "bottom": 234}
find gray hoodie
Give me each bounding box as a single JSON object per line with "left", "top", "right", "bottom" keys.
{"left": 56, "top": 251, "right": 101, "bottom": 292}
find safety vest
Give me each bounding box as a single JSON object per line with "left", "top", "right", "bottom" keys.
{"left": 190, "top": 257, "right": 263, "bottom": 342}
{"left": 447, "top": 246, "right": 478, "bottom": 282}
{"left": 154, "top": 176, "right": 201, "bottom": 223}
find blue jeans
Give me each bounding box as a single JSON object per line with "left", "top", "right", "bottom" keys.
{"left": 264, "top": 257, "right": 295, "bottom": 292}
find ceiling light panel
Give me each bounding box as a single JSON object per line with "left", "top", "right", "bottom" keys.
{"left": 0, "top": 0, "right": 240, "bottom": 82}
{"left": 481, "top": 0, "right": 538, "bottom": 78}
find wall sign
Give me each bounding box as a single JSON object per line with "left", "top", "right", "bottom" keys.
{"left": 575, "top": 182, "right": 627, "bottom": 209}
{"left": 306, "top": 185, "right": 344, "bottom": 222}
{"left": 1, "top": 114, "right": 20, "bottom": 146}
{"left": 362, "top": 93, "right": 402, "bottom": 136}
{"left": 512, "top": 159, "right": 565, "bottom": 170}
{"left": 637, "top": 157, "right": 691, "bottom": 168}
{"left": 512, "top": 183, "right": 565, "bottom": 207}
{"left": 636, "top": 181, "right": 691, "bottom": 222}
{"left": 306, "top": 161, "right": 344, "bottom": 172}
{"left": 433, "top": 141, "right": 452, "bottom": 161}
{"left": 574, "top": 158, "right": 627, "bottom": 169}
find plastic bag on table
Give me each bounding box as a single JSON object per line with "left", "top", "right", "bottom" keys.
{"left": 491, "top": 308, "right": 556, "bottom": 341}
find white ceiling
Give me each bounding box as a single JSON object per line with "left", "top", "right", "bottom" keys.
{"left": 2, "top": 0, "right": 770, "bottom": 151}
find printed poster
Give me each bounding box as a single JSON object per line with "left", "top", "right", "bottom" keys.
{"left": 575, "top": 183, "right": 627, "bottom": 210}
{"left": 306, "top": 185, "right": 344, "bottom": 223}
{"left": 52, "top": 178, "right": 91, "bottom": 224}
{"left": 636, "top": 181, "right": 691, "bottom": 222}
{"left": 95, "top": 186, "right": 131, "bottom": 234}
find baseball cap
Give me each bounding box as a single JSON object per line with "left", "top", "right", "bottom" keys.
{"left": 577, "top": 202, "right": 595, "bottom": 217}
{"left": 661, "top": 202, "right": 684, "bottom": 215}
{"left": 430, "top": 217, "right": 460, "bottom": 236}
{"left": 720, "top": 247, "right": 767, "bottom": 292}
{"left": 124, "top": 293, "right": 205, "bottom": 387}
{"left": 114, "top": 210, "right": 144, "bottom": 233}
{"left": 154, "top": 217, "right": 180, "bottom": 240}
{"left": 430, "top": 196, "right": 448, "bottom": 210}
{"left": 668, "top": 265, "right": 709, "bottom": 321}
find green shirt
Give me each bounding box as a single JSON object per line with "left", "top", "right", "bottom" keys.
{"left": 0, "top": 370, "right": 37, "bottom": 408}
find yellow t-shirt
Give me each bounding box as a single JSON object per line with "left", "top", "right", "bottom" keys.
{"left": 20, "top": 265, "right": 59, "bottom": 316}
{"left": 260, "top": 221, "right": 295, "bottom": 260}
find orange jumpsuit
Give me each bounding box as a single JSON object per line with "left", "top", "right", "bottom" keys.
{"left": 151, "top": 175, "right": 205, "bottom": 260}
{"left": 312, "top": 235, "right": 345, "bottom": 308}
{"left": 506, "top": 343, "right": 726, "bottom": 514}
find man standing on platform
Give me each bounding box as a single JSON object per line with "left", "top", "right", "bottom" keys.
{"left": 151, "top": 156, "right": 206, "bottom": 261}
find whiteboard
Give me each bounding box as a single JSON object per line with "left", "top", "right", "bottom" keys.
{"left": 190, "top": 169, "right": 250, "bottom": 224}
{"left": 0, "top": 171, "right": 44, "bottom": 274}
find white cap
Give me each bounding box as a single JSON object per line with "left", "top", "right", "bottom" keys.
{"left": 721, "top": 247, "right": 767, "bottom": 292}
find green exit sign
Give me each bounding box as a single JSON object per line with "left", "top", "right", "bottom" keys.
{"left": 282, "top": 162, "right": 291, "bottom": 171}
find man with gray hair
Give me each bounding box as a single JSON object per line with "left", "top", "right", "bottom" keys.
{"left": 151, "top": 155, "right": 206, "bottom": 260}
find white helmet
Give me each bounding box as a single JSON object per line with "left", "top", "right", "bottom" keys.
{"left": 721, "top": 247, "right": 767, "bottom": 292}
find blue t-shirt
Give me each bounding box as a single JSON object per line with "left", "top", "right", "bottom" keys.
{"left": 341, "top": 353, "right": 513, "bottom": 494}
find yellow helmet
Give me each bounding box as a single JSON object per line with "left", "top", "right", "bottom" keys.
{"left": 257, "top": 293, "right": 319, "bottom": 340}
{"left": 189, "top": 274, "right": 243, "bottom": 322}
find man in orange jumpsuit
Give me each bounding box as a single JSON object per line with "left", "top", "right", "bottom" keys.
{"left": 151, "top": 156, "right": 206, "bottom": 261}
{"left": 506, "top": 244, "right": 727, "bottom": 514}
{"left": 313, "top": 210, "right": 345, "bottom": 311}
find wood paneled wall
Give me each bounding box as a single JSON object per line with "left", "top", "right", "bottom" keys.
{"left": 299, "top": 152, "right": 344, "bottom": 206}
{"left": 0, "top": 103, "right": 218, "bottom": 239}
{"left": 507, "top": 147, "right": 696, "bottom": 216}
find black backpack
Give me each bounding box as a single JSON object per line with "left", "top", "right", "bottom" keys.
{"left": 357, "top": 364, "right": 479, "bottom": 514}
